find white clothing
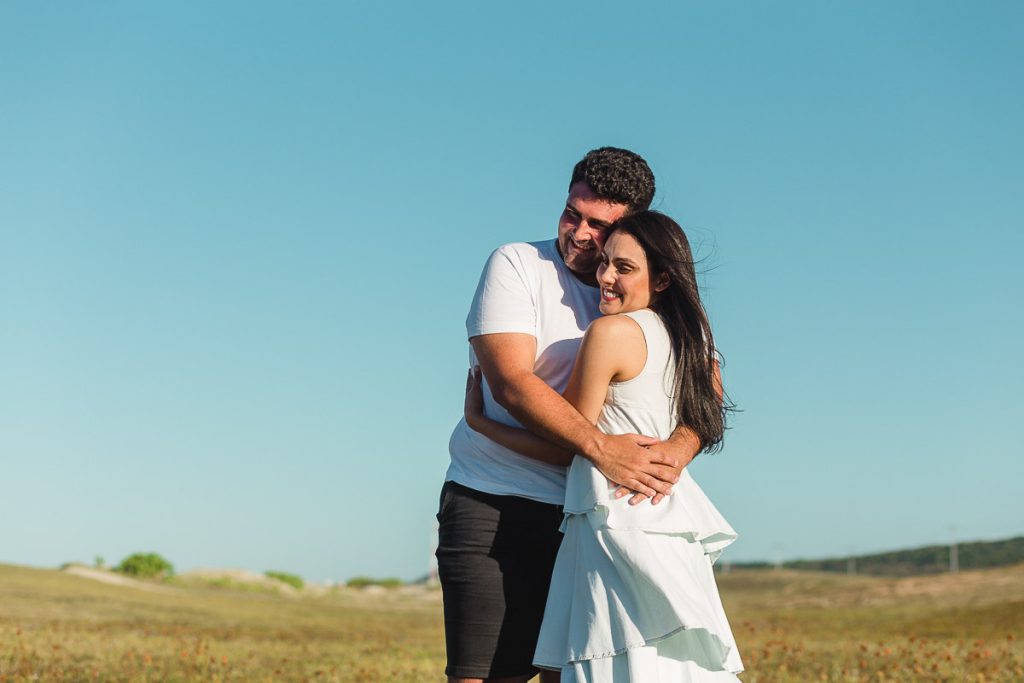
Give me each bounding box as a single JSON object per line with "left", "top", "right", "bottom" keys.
{"left": 445, "top": 239, "right": 601, "bottom": 505}
{"left": 533, "top": 309, "right": 743, "bottom": 681}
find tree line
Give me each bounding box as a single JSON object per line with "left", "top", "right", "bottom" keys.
{"left": 730, "top": 536, "right": 1024, "bottom": 576}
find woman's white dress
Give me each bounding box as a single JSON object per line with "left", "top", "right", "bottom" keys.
{"left": 533, "top": 309, "right": 743, "bottom": 682}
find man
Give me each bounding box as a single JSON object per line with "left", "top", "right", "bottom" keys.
{"left": 437, "top": 148, "right": 703, "bottom": 683}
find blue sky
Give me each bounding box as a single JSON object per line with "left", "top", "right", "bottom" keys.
{"left": 2, "top": 1, "right": 1022, "bottom": 582}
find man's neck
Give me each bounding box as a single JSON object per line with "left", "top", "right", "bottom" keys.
{"left": 569, "top": 269, "right": 598, "bottom": 286}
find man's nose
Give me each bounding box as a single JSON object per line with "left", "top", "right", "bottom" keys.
{"left": 573, "top": 221, "right": 597, "bottom": 241}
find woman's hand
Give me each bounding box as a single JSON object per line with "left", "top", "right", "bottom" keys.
{"left": 464, "top": 366, "right": 486, "bottom": 432}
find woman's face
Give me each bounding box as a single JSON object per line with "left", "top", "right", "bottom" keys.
{"left": 596, "top": 230, "right": 666, "bottom": 315}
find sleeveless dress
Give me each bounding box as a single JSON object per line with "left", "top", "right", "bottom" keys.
{"left": 533, "top": 309, "right": 744, "bottom": 682}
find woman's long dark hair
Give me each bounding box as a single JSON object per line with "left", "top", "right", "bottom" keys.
{"left": 610, "top": 210, "right": 732, "bottom": 454}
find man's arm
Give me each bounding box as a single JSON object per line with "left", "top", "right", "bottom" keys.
{"left": 464, "top": 367, "right": 575, "bottom": 466}
{"left": 471, "top": 332, "right": 679, "bottom": 498}
{"left": 620, "top": 426, "right": 700, "bottom": 504}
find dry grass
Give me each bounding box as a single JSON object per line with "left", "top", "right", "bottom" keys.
{"left": 1, "top": 562, "right": 1022, "bottom": 681}
{"left": 0, "top": 563, "right": 442, "bottom": 682}
{"left": 718, "top": 565, "right": 1024, "bottom": 682}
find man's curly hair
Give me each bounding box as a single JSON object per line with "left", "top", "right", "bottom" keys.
{"left": 569, "top": 147, "right": 655, "bottom": 213}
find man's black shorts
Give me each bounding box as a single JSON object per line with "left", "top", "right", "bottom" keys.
{"left": 435, "top": 481, "right": 563, "bottom": 679}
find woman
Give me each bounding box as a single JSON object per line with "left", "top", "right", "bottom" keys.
{"left": 464, "top": 211, "right": 743, "bottom": 682}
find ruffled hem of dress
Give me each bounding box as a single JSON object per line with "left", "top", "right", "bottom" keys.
{"left": 536, "top": 623, "right": 742, "bottom": 671}
{"left": 543, "top": 650, "right": 744, "bottom": 683}
{"left": 535, "top": 516, "right": 743, "bottom": 672}
{"left": 560, "top": 501, "right": 738, "bottom": 563}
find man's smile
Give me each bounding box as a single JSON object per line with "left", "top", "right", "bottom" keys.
{"left": 568, "top": 236, "right": 595, "bottom": 251}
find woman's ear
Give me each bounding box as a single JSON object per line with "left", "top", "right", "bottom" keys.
{"left": 654, "top": 272, "right": 670, "bottom": 292}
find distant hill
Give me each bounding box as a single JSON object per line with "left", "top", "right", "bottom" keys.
{"left": 730, "top": 535, "right": 1024, "bottom": 577}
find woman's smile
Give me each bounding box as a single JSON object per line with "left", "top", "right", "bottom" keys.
{"left": 596, "top": 231, "right": 661, "bottom": 315}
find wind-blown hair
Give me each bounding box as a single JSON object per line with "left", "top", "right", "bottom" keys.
{"left": 570, "top": 147, "right": 655, "bottom": 213}
{"left": 610, "top": 211, "right": 731, "bottom": 454}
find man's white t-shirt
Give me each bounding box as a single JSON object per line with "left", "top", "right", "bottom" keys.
{"left": 445, "top": 239, "right": 601, "bottom": 505}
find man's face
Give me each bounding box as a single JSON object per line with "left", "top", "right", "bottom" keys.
{"left": 557, "top": 182, "right": 630, "bottom": 279}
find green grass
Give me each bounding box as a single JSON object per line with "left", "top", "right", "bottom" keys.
{"left": 1, "top": 562, "right": 1022, "bottom": 681}
{"left": 263, "top": 571, "right": 305, "bottom": 591}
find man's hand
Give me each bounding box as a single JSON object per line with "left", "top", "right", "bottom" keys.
{"left": 613, "top": 429, "right": 700, "bottom": 505}
{"left": 590, "top": 433, "right": 680, "bottom": 499}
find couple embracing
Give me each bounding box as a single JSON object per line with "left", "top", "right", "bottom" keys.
{"left": 437, "top": 147, "right": 744, "bottom": 683}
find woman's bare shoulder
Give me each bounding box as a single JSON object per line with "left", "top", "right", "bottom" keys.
{"left": 586, "top": 313, "right": 645, "bottom": 341}
{"left": 582, "top": 314, "right": 647, "bottom": 381}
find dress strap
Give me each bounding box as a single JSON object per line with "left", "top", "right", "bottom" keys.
{"left": 621, "top": 309, "right": 672, "bottom": 379}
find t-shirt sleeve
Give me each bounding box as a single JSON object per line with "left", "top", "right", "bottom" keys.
{"left": 466, "top": 245, "right": 536, "bottom": 338}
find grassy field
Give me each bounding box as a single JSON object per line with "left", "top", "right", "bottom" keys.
{"left": 2, "top": 562, "right": 1022, "bottom": 682}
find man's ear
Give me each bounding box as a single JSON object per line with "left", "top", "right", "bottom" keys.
{"left": 654, "top": 272, "right": 670, "bottom": 292}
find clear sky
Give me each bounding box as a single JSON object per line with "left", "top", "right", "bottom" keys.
{"left": 2, "top": 1, "right": 1022, "bottom": 583}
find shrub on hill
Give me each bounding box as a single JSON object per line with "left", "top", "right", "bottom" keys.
{"left": 265, "top": 570, "right": 304, "bottom": 590}
{"left": 114, "top": 552, "right": 174, "bottom": 579}
{"left": 346, "top": 576, "right": 403, "bottom": 588}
